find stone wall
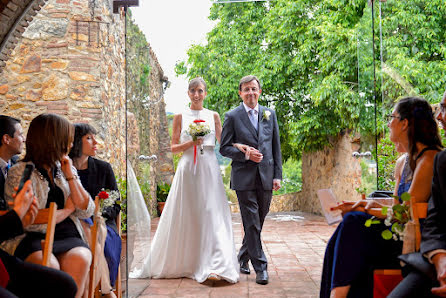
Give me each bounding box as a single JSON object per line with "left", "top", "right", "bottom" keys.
{"left": 0, "top": 0, "right": 127, "bottom": 176}
{"left": 296, "top": 131, "right": 363, "bottom": 215}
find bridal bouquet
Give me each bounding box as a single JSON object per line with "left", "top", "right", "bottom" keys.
{"left": 187, "top": 119, "right": 211, "bottom": 155}
{"left": 97, "top": 189, "right": 121, "bottom": 213}
{"left": 187, "top": 119, "right": 211, "bottom": 174}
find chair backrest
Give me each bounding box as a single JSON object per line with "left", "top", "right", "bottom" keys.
{"left": 410, "top": 196, "right": 428, "bottom": 252}
{"left": 42, "top": 202, "right": 57, "bottom": 267}
{"left": 88, "top": 196, "right": 100, "bottom": 298}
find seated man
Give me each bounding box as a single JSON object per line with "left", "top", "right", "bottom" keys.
{"left": 389, "top": 92, "right": 446, "bottom": 298}
{"left": 0, "top": 115, "right": 25, "bottom": 208}
{"left": 0, "top": 167, "right": 77, "bottom": 297}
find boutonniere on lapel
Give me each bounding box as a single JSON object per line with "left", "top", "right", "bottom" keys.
{"left": 263, "top": 110, "right": 271, "bottom": 121}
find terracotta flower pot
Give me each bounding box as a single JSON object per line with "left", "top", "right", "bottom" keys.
{"left": 157, "top": 202, "right": 165, "bottom": 215}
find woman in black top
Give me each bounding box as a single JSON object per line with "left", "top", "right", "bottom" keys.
{"left": 69, "top": 123, "right": 121, "bottom": 297}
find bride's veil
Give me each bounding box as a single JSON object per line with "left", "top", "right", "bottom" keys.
{"left": 127, "top": 161, "right": 151, "bottom": 278}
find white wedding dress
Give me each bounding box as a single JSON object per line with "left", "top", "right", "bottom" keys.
{"left": 150, "top": 108, "right": 239, "bottom": 283}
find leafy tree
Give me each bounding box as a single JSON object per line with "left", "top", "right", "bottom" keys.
{"left": 127, "top": 11, "right": 152, "bottom": 157}
{"left": 177, "top": 0, "right": 446, "bottom": 162}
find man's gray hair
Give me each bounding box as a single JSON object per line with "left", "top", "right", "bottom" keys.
{"left": 239, "top": 75, "right": 261, "bottom": 91}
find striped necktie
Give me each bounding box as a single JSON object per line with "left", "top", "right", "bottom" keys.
{"left": 248, "top": 109, "right": 258, "bottom": 132}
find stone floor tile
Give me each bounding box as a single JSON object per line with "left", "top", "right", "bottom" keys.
{"left": 130, "top": 212, "right": 334, "bottom": 297}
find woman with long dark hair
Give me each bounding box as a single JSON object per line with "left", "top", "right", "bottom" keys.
{"left": 320, "top": 97, "right": 442, "bottom": 298}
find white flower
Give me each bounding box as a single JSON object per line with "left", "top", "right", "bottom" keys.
{"left": 263, "top": 110, "right": 271, "bottom": 121}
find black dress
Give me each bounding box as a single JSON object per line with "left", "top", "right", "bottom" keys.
{"left": 14, "top": 167, "right": 88, "bottom": 260}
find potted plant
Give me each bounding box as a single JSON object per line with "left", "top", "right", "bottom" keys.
{"left": 356, "top": 186, "right": 368, "bottom": 200}
{"left": 156, "top": 182, "right": 171, "bottom": 216}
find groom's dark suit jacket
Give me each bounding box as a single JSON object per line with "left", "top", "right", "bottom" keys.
{"left": 0, "top": 156, "right": 18, "bottom": 210}
{"left": 220, "top": 104, "right": 282, "bottom": 191}
{"left": 396, "top": 150, "right": 446, "bottom": 284}
{"left": 421, "top": 149, "right": 446, "bottom": 255}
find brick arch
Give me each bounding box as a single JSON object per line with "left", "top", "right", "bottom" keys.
{"left": 0, "top": 0, "right": 47, "bottom": 73}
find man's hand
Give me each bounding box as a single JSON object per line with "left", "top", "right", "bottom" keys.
{"left": 432, "top": 253, "right": 446, "bottom": 296}
{"left": 248, "top": 148, "right": 263, "bottom": 163}
{"left": 21, "top": 198, "right": 38, "bottom": 227}
{"left": 12, "top": 180, "right": 36, "bottom": 221}
{"left": 12, "top": 181, "right": 35, "bottom": 218}
{"left": 273, "top": 179, "right": 281, "bottom": 191}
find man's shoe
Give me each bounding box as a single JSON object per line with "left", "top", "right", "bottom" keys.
{"left": 239, "top": 261, "right": 250, "bottom": 274}
{"left": 255, "top": 270, "right": 268, "bottom": 285}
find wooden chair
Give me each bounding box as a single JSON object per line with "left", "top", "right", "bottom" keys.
{"left": 41, "top": 202, "right": 57, "bottom": 267}
{"left": 87, "top": 198, "right": 123, "bottom": 298}
{"left": 373, "top": 199, "right": 428, "bottom": 298}
{"left": 87, "top": 196, "right": 100, "bottom": 298}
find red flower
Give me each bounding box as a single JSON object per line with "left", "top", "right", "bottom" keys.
{"left": 193, "top": 119, "right": 205, "bottom": 123}
{"left": 98, "top": 191, "right": 109, "bottom": 200}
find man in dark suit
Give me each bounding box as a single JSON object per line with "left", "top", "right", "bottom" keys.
{"left": 389, "top": 92, "right": 446, "bottom": 298}
{"left": 0, "top": 115, "right": 25, "bottom": 209}
{"left": 220, "top": 75, "right": 282, "bottom": 285}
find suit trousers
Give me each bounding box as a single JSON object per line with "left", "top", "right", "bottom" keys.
{"left": 236, "top": 170, "right": 272, "bottom": 273}
{"left": 388, "top": 270, "right": 437, "bottom": 298}
{"left": 1, "top": 249, "right": 77, "bottom": 298}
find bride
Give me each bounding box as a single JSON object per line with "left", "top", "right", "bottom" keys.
{"left": 150, "top": 77, "right": 239, "bottom": 283}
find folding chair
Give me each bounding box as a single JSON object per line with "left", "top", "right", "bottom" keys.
{"left": 41, "top": 202, "right": 57, "bottom": 267}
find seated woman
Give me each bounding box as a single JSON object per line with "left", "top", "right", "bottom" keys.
{"left": 69, "top": 123, "right": 121, "bottom": 298}
{"left": 0, "top": 180, "right": 77, "bottom": 298}
{"left": 2, "top": 114, "right": 95, "bottom": 298}
{"left": 320, "top": 97, "right": 442, "bottom": 298}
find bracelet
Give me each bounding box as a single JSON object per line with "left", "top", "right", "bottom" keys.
{"left": 65, "top": 175, "right": 78, "bottom": 181}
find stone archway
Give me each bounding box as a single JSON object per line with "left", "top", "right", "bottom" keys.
{"left": 0, "top": 0, "right": 48, "bottom": 72}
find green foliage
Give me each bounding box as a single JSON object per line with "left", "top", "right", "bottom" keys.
{"left": 177, "top": 0, "right": 446, "bottom": 161}
{"left": 117, "top": 178, "right": 127, "bottom": 233}
{"left": 273, "top": 158, "right": 302, "bottom": 195}
{"left": 355, "top": 186, "right": 368, "bottom": 195}
{"left": 156, "top": 182, "right": 171, "bottom": 202}
{"left": 365, "top": 192, "right": 411, "bottom": 241}
{"left": 126, "top": 11, "right": 152, "bottom": 157}
{"left": 222, "top": 165, "right": 238, "bottom": 204}
{"left": 377, "top": 134, "right": 400, "bottom": 190}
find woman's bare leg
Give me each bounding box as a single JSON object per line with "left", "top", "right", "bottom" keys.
{"left": 330, "top": 285, "right": 351, "bottom": 298}
{"left": 57, "top": 247, "right": 92, "bottom": 298}
{"left": 25, "top": 250, "right": 60, "bottom": 269}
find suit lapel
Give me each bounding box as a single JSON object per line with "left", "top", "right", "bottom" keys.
{"left": 238, "top": 104, "right": 258, "bottom": 141}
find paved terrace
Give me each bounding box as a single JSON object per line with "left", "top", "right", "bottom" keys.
{"left": 128, "top": 212, "right": 336, "bottom": 298}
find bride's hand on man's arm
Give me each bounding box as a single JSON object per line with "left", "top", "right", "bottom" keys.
{"left": 233, "top": 143, "right": 249, "bottom": 153}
